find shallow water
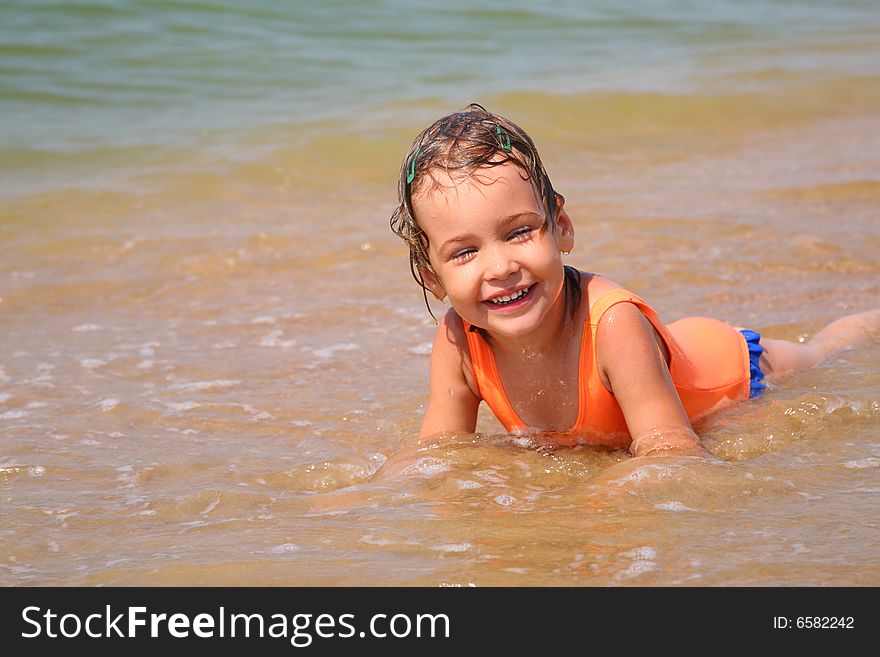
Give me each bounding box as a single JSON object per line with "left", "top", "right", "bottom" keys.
{"left": 1, "top": 0, "right": 879, "bottom": 586}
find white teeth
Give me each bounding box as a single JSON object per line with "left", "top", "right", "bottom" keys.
{"left": 489, "top": 287, "right": 529, "bottom": 305}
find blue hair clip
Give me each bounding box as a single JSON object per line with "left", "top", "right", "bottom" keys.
{"left": 495, "top": 125, "right": 511, "bottom": 152}
{"left": 406, "top": 146, "right": 421, "bottom": 184}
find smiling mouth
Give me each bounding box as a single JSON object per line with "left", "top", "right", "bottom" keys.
{"left": 486, "top": 284, "right": 535, "bottom": 306}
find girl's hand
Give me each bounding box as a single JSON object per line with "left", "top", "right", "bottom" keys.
{"left": 629, "top": 424, "right": 711, "bottom": 458}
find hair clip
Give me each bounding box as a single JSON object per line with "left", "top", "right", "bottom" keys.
{"left": 494, "top": 125, "right": 511, "bottom": 152}
{"left": 406, "top": 146, "right": 421, "bottom": 184}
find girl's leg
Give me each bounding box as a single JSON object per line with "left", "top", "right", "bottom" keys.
{"left": 760, "top": 309, "right": 880, "bottom": 377}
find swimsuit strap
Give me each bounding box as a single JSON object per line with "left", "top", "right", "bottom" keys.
{"left": 586, "top": 288, "right": 663, "bottom": 330}
{"left": 463, "top": 321, "right": 526, "bottom": 431}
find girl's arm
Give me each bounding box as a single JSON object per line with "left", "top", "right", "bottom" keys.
{"left": 372, "top": 312, "right": 479, "bottom": 482}
{"left": 596, "top": 302, "right": 707, "bottom": 457}
{"left": 419, "top": 310, "right": 481, "bottom": 439}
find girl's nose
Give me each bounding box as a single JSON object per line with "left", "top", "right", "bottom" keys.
{"left": 486, "top": 245, "right": 520, "bottom": 281}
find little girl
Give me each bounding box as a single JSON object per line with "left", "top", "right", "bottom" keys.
{"left": 388, "top": 103, "right": 879, "bottom": 460}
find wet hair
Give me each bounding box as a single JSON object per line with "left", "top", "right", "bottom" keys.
{"left": 389, "top": 103, "right": 581, "bottom": 323}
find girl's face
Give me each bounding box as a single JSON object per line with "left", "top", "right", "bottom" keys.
{"left": 413, "top": 161, "right": 574, "bottom": 340}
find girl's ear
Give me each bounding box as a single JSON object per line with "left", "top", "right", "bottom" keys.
{"left": 554, "top": 196, "right": 575, "bottom": 254}
{"left": 419, "top": 267, "right": 447, "bottom": 302}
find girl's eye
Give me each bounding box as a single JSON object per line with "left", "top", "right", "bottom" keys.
{"left": 510, "top": 226, "right": 535, "bottom": 241}
{"left": 451, "top": 248, "right": 476, "bottom": 262}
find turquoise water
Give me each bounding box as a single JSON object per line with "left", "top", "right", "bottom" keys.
{"left": 2, "top": 0, "right": 880, "bottom": 193}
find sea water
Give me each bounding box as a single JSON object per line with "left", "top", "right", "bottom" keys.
{"left": 1, "top": 0, "right": 879, "bottom": 585}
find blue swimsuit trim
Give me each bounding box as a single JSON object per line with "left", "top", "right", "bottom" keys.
{"left": 739, "top": 329, "right": 766, "bottom": 398}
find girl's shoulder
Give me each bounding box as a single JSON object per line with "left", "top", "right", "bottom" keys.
{"left": 432, "top": 307, "right": 480, "bottom": 398}
{"left": 437, "top": 306, "right": 469, "bottom": 343}
{"left": 573, "top": 271, "right": 625, "bottom": 318}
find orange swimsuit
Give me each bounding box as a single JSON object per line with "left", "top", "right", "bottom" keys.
{"left": 464, "top": 287, "right": 752, "bottom": 447}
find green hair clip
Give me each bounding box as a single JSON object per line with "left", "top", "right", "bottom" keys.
{"left": 495, "top": 125, "right": 511, "bottom": 152}
{"left": 406, "top": 146, "right": 421, "bottom": 184}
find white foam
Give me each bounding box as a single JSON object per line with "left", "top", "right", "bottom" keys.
{"left": 137, "top": 360, "right": 154, "bottom": 369}
{"left": 251, "top": 316, "right": 276, "bottom": 325}
{"left": 609, "top": 463, "right": 675, "bottom": 484}
{"left": 72, "top": 324, "right": 102, "bottom": 332}
{"left": 242, "top": 404, "right": 272, "bottom": 420}
{"left": 312, "top": 342, "right": 360, "bottom": 359}
{"left": 360, "top": 534, "right": 396, "bottom": 546}
{"left": 271, "top": 543, "right": 301, "bottom": 553}
{"left": 80, "top": 358, "right": 106, "bottom": 369}
{"left": 439, "top": 582, "right": 477, "bottom": 587}
{"left": 407, "top": 342, "right": 433, "bottom": 356}
{"left": 433, "top": 543, "right": 472, "bottom": 553}
{"left": 614, "top": 547, "right": 659, "bottom": 581}
{"left": 260, "top": 330, "right": 296, "bottom": 349}
{"left": 844, "top": 457, "right": 880, "bottom": 469}
{"left": 164, "top": 401, "right": 202, "bottom": 412}
{"left": 622, "top": 546, "right": 658, "bottom": 561}
{"left": 25, "top": 401, "right": 47, "bottom": 409}
{"left": 654, "top": 501, "right": 691, "bottom": 512}
{"left": 456, "top": 479, "right": 482, "bottom": 489}
{"left": 170, "top": 379, "right": 240, "bottom": 391}
{"left": 473, "top": 468, "right": 505, "bottom": 484}
{"left": 494, "top": 494, "right": 517, "bottom": 506}
{"left": 399, "top": 456, "right": 451, "bottom": 477}
{"left": 199, "top": 499, "right": 220, "bottom": 516}
{"left": 0, "top": 410, "right": 27, "bottom": 420}
{"left": 510, "top": 435, "right": 536, "bottom": 448}
{"left": 614, "top": 560, "right": 659, "bottom": 580}
{"left": 97, "top": 398, "right": 119, "bottom": 412}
